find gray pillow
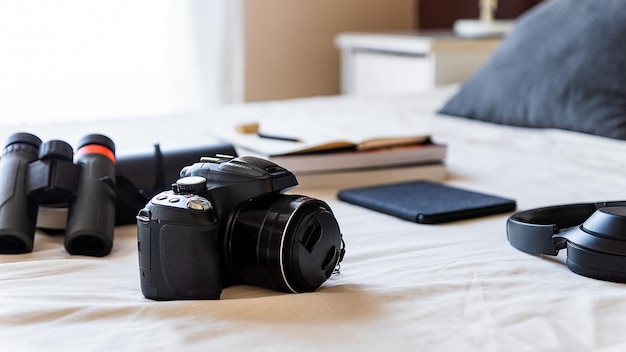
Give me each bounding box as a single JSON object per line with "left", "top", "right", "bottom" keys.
{"left": 438, "top": 0, "right": 626, "bottom": 139}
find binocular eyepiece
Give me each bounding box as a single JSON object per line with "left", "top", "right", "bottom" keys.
{"left": 0, "top": 132, "right": 117, "bottom": 256}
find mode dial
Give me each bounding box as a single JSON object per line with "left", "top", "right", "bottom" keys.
{"left": 175, "top": 176, "right": 207, "bottom": 193}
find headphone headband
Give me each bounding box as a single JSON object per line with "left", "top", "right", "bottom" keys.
{"left": 506, "top": 201, "right": 626, "bottom": 283}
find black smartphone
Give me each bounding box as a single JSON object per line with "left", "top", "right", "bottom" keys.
{"left": 337, "top": 180, "right": 516, "bottom": 224}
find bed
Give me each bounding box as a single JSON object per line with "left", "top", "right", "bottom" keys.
{"left": 2, "top": 0, "right": 626, "bottom": 350}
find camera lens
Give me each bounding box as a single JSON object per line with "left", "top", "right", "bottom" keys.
{"left": 224, "top": 195, "right": 342, "bottom": 293}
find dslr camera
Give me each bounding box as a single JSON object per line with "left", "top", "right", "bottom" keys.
{"left": 0, "top": 132, "right": 117, "bottom": 256}
{"left": 136, "top": 155, "right": 345, "bottom": 300}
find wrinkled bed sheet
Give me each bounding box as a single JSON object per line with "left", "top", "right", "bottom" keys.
{"left": 2, "top": 87, "right": 626, "bottom": 351}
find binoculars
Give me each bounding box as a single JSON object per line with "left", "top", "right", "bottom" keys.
{"left": 0, "top": 132, "right": 117, "bottom": 256}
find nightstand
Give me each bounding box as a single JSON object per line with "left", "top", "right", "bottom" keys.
{"left": 335, "top": 30, "right": 501, "bottom": 96}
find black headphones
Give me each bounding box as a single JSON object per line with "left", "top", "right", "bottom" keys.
{"left": 506, "top": 201, "right": 626, "bottom": 283}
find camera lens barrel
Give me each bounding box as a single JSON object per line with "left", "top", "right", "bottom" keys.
{"left": 225, "top": 195, "right": 343, "bottom": 293}
{"left": 0, "top": 133, "right": 43, "bottom": 253}
{"left": 65, "top": 134, "right": 117, "bottom": 256}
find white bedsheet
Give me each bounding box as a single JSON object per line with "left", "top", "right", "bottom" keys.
{"left": 2, "top": 87, "right": 626, "bottom": 351}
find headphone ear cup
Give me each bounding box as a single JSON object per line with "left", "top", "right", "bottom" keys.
{"left": 582, "top": 207, "right": 626, "bottom": 240}
{"left": 560, "top": 207, "right": 626, "bottom": 282}
{"left": 565, "top": 242, "right": 626, "bottom": 283}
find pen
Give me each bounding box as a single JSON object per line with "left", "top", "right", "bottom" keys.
{"left": 235, "top": 122, "right": 302, "bottom": 143}
{"left": 257, "top": 132, "right": 301, "bottom": 142}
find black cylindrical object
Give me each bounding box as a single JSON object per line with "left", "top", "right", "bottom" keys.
{"left": 0, "top": 133, "right": 42, "bottom": 253}
{"left": 65, "top": 134, "right": 117, "bottom": 256}
{"left": 116, "top": 143, "right": 237, "bottom": 199}
{"left": 225, "top": 195, "right": 342, "bottom": 293}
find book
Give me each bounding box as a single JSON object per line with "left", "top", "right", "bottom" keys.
{"left": 294, "top": 162, "right": 447, "bottom": 189}
{"left": 211, "top": 113, "right": 431, "bottom": 155}
{"left": 261, "top": 142, "right": 446, "bottom": 173}
{"left": 210, "top": 113, "right": 446, "bottom": 174}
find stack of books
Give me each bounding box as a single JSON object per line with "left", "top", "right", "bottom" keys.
{"left": 210, "top": 115, "right": 447, "bottom": 189}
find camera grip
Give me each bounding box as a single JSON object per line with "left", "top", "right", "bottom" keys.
{"left": 138, "top": 221, "right": 222, "bottom": 300}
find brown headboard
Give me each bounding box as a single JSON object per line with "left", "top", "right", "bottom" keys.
{"left": 418, "top": 0, "right": 543, "bottom": 28}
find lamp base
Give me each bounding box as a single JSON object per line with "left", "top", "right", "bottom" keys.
{"left": 453, "top": 19, "right": 515, "bottom": 38}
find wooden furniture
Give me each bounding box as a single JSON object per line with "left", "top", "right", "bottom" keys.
{"left": 335, "top": 30, "right": 500, "bottom": 96}
{"left": 417, "top": 0, "right": 542, "bottom": 28}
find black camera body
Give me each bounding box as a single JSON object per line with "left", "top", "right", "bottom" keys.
{"left": 137, "top": 155, "right": 344, "bottom": 300}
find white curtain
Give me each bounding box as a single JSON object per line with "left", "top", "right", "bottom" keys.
{"left": 169, "top": 0, "right": 244, "bottom": 109}
{"left": 0, "top": 0, "right": 244, "bottom": 125}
